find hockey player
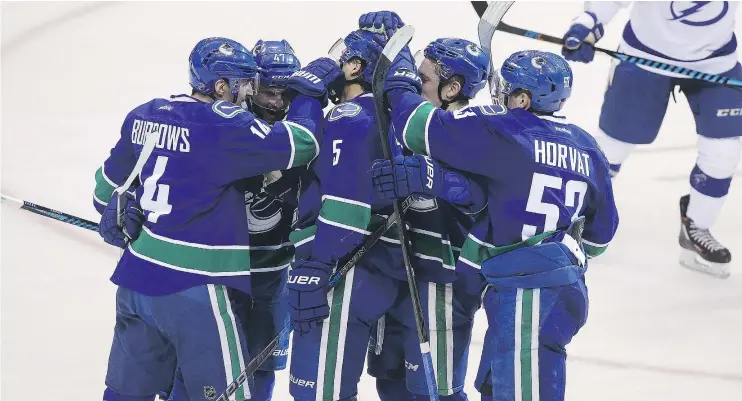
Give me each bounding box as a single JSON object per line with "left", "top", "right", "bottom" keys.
{"left": 363, "top": 33, "right": 492, "bottom": 401}
{"left": 368, "top": 14, "right": 619, "bottom": 399}
{"left": 94, "top": 37, "right": 339, "bottom": 401}
{"left": 562, "top": 1, "right": 740, "bottom": 277}
{"left": 164, "top": 39, "right": 305, "bottom": 401}
{"left": 239, "top": 39, "right": 303, "bottom": 401}
{"left": 287, "top": 29, "right": 485, "bottom": 401}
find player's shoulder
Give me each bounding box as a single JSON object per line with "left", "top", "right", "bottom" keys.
{"left": 325, "top": 93, "right": 375, "bottom": 137}
{"left": 454, "top": 104, "right": 532, "bottom": 135}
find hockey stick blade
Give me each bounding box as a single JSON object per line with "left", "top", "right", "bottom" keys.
{"left": 371, "top": 25, "right": 445, "bottom": 401}
{"left": 214, "top": 195, "right": 415, "bottom": 401}
{"left": 2, "top": 194, "right": 99, "bottom": 232}
{"left": 470, "top": 2, "right": 742, "bottom": 89}
{"left": 477, "top": 1, "right": 515, "bottom": 79}
{"left": 476, "top": 1, "right": 515, "bottom": 50}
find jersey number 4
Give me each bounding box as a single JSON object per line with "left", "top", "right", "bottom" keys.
{"left": 140, "top": 156, "right": 173, "bottom": 223}
{"left": 522, "top": 172, "right": 587, "bottom": 240}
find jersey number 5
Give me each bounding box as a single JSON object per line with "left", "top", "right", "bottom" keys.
{"left": 332, "top": 139, "right": 343, "bottom": 166}
{"left": 522, "top": 172, "right": 587, "bottom": 240}
{"left": 141, "top": 156, "right": 173, "bottom": 223}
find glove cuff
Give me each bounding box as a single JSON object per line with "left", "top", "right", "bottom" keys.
{"left": 572, "top": 11, "right": 604, "bottom": 42}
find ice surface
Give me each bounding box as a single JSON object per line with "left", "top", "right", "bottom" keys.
{"left": 2, "top": 2, "right": 740, "bottom": 400}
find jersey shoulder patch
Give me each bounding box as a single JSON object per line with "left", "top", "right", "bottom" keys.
{"left": 328, "top": 102, "right": 362, "bottom": 121}
{"left": 212, "top": 100, "right": 247, "bottom": 119}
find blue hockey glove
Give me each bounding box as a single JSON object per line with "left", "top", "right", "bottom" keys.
{"left": 286, "top": 57, "right": 343, "bottom": 106}
{"left": 372, "top": 155, "right": 442, "bottom": 200}
{"left": 562, "top": 11, "right": 604, "bottom": 63}
{"left": 385, "top": 46, "right": 422, "bottom": 97}
{"left": 287, "top": 260, "right": 332, "bottom": 335}
{"left": 359, "top": 11, "right": 405, "bottom": 39}
{"left": 98, "top": 190, "right": 145, "bottom": 249}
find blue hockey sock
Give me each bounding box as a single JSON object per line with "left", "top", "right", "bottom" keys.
{"left": 480, "top": 396, "right": 493, "bottom": 401}
{"left": 252, "top": 370, "right": 276, "bottom": 401}
{"left": 690, "top": 164, "right": 732, "bottom": 198}
{"left": 376, "top": 378, "right": 418, "bottom": 401}
{"left": 102, "top": 387, "right": 154, "bottom": 401}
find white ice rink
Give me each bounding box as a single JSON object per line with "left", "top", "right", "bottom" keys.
{"left": 2, "top": 2, "right": 741, "bottom": 400}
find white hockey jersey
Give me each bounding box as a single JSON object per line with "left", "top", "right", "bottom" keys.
{"left": 586, "top": 1, "right": 738, "bottom": 76}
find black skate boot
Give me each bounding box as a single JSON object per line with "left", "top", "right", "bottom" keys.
{"left": 678, "top": 194, "right": 732, "bottom": 278}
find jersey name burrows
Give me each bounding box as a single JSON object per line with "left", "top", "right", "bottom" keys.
{"left": 534, "top": 139, "right": 591, "bottom": 177}
{"left": 131, "top": 119, "right": 191, "bottom": 153}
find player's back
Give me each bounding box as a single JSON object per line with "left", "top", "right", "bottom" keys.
{"left": 105, "top": 94, "right": 316, "bottom": 296}
{"left": 292, "top": 93, "right": 398, "bottom": 267}
{"left": 457, "top": 107, "right": 617, "bottom": 269}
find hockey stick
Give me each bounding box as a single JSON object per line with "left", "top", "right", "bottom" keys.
{"left": 214, "top": 195, "right": 416, "bottom": 401}
{"left": 1, "top": 194, "right": 99, "bottom": 232}
{"left": 217, "top": 27, "right": 421, "bottom": 401}
{"left": 476, "top": 1, "right": 515, "bottom": 89}
{"left": 370, "top": 25, "right": 447, "bottom": 400}
{"left": 471, "top": 1, "right": 742, "bottom": 89}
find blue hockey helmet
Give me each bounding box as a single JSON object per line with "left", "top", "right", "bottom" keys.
{"left": 189, "top": 37, "right": 259, "bottom": 100}
{"left": 421, "top": 38, "right": 490, "bottom": 99}
{"left": 492, "top": 50, "right": 573, "bottom": 113}
{"left": 334, "top": 29, "right": 384, "bottom": 86}
{"left": 252, "top": 40, "right": 301, "bottom": 88}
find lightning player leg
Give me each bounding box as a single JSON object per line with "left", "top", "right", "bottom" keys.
{"left": 677, "top": 62, "right": 742, "bottom": 277}
{"left": 594, "top": 59, "right": 675, "bottom": 176}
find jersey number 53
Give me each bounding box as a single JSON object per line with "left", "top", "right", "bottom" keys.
{"left": 522, "top": 172, "right": 587, "bottom": 240}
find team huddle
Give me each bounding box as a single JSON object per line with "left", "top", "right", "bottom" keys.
{"left": 92, "top": 3, "right": 739, "bottom": 401}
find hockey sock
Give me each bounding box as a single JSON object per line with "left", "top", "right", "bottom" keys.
{"left": 687, "top": 136, "right": 741, "bottom": 229}
{"left": 595, "top": 130, "right": 636, "bottom": 176}
{"left": 376, "top": 378, "right": 418, "bottom": 401}
{"left": 102, "top": 387, "right": 155, "bottom": 401}
{"left": 252, "top": 370, "right": 276, "bottom": 401}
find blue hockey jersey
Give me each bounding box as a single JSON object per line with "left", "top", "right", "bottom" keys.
{"left": 234, "top": 175, "right": 296, "bottom": 275}
{"left": 291, "top": 93, "right": 486, "bottom": 284}
{"left": 92, "top": 94, "right": 322, "bottom": 296}
{"left": 388, "top": 90, "right": 619, "bottom": 276}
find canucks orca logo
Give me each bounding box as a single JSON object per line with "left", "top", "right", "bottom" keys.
{"left": 245, "top": 191, "right": 283, "bottom": 234}
{"left": 328, "top": 102, "right": 362, "bottom": 121}
{"left": 669, "top": 1, "right": 728, "bottom": 26}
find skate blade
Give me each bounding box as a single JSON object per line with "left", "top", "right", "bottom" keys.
{"left": 679, "top": 249, "right": 731, "bottom": 279}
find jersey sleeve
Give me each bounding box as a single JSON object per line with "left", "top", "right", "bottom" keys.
{"left": 584, "top": 1, "right": 629, "bottom": 25}
{"left": 308, "top": 113, "right": 376, "bottom": 265}
{"left": 216, "top": 95, "right": 322, "bottom": 182}
{"left": 93, "top": 116, "right": 137, "bottom": 214}
{"left": 582, "top": 157, "right": 619, "bottom": 257}
{"left": 388, "top": 89, "right": 514, "bottom": 179}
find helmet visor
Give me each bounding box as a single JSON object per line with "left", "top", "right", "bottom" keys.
{"left": 327, "top": 38, "right": 346, "bottom": 66}
{"left": 489, "top": 69, "right": 511, "bottom": 106}
{"left": 232, "top": 75, "right": 260, "bottom": 104}
{"left": 413, "top": 49, "right": 425, "bottom": 69}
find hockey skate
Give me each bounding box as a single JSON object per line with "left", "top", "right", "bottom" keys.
{"left": 678, "top": 195, "right": 732, "bottom": 278}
